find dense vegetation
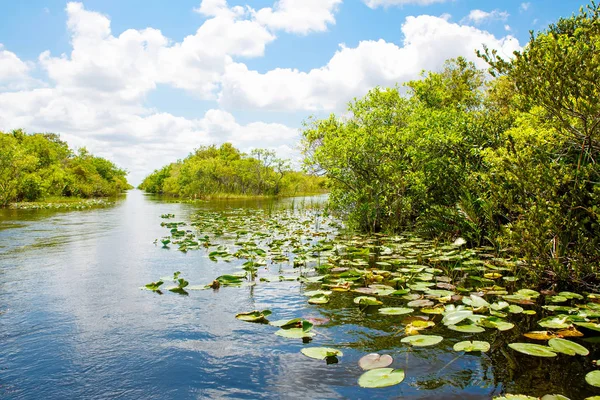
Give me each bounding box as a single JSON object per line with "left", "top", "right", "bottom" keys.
{"left": 302, "top": 4, "right": 600, "bottom": 286}
{"left": 0, "top": 129, "right": 131, "bottom": 206}
{"left": 139, "top": 143, "right": 326, "bottom": 198}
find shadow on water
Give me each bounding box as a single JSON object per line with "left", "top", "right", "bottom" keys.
{"left": 0, "top": 190, "right": 596, "bottom": 399}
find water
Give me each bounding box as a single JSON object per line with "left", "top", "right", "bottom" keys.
{"left": 0, "top": 191, "right": 595, "bottom": 399}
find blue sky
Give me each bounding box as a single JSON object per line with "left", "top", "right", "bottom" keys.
{"left": 0, "top": 0, "right": 586, "bottom": 184}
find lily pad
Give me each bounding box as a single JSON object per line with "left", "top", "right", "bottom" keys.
{"left": 538, "top": 316, "right": 572, "bottom": 329}
{"left": 548, "top": 338, "right": 589, "bottom": 356}
{"left": 301, "top": 347, "right": 343, "bottom": 360}
{"left": 275, "top": 328, "right": 316, "bottom": 339}
{"left": 453, "top": 340, "right": 490, "bottom": 352}
{"left": 523, "top": 331, "right": 557, "bottom": 341}
{"left": 235, "top": 309, "right": 271, "bottom": 323}
{"left": 401, "top": 335, "right": 443, "bottom": 347}
{"left": 358, "top": 353, "right": 393, "bottom": 370}
{"left": 354, "top": 296, "right": 383, "bottom": 306}
{"left": 448, "top": 324, "right": 486, "bottom": 333}
{"left": 586, "top": 370, "right": 600, "bottom": 387}
{"left": 358, "top": 368, "right": 405, "bottom": 388}
{"left": 379, "top": 307, "right": 414, "bottom": 315}
{"left": 508, "top": 343, "right": 557, "bottom": 357}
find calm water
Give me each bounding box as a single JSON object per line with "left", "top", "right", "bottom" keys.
{"left": 0, "top": 191, "right": 595, "bottom": 399}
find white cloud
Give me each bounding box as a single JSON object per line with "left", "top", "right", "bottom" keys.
{"left": 219, "top": 15, "right": 521, "bottom": 111}
{"left": 39, "top": 1, "right": 274, "bottom": 103}
{"left": 253, "top": 0, "right": 342, "bottom": 35}
{"left": 504, "top": 25, "right": 511, "bottom": 31}
{"left": 520, "top": 2, "right": 531, "bottom": 12}
{"left": 464, "top": 9, "right": 509, "bottom": 25}
{"left": 363, "top": 0, "right": 450, "bottom": 8}
{"left": 0, "top": 44, "right": 35, "bottom": 90}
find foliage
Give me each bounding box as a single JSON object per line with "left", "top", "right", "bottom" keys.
{"left": 138, "top": 143, "right": 326, "bottom": 198}
{"left": 0, "top": 130, "right": 131, "bottom": 206}
{"left": 302, "top": 3, "right": 600, "bottom": 286}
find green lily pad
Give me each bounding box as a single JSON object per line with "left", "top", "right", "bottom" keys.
{"left": 358, "top": 353, "right": 393, "bottom": 370}
{"left": 538, "top": 316, "right": 572, "bottom": 329}
{"left": 453, "top": 340, "right": 490, "bottom": 352}
{"left": 447, "top": 324, "right": 486, "bottom": 333}
{"left": 379, "top": 307, "right": 414, "bottom": 315}
{"left": 574, "top": 322, "right": 600, "bottom": 332}
{"left": 354, "top": 296, "right": 383, "bottom": 306}
{"left": 235, "top": 309, "right": 271, "bottom": 323}
{"left": 308, "top": 294, "right": 330, "bottom": 304}
{"left": 479, "top": 317, "right": 514, "bottom": 331}
{"left": 493, "top": 396, "right": 538, "bottom": 400}
{"left": 301, "top": 347, "right": 343, "bottom": 360}
{"left": 548, "top": 338, "right": 589, "bottom": 356}
{"left": 508, "top": 343, "right": 557, "bottom": 357}
{"left": 586, "top": 370, "right": 600, "bottom": 387}
{"left": 275, "top": 328, "right": 316, "bottom": 339}
{"left": 401, "top": 335, "right": 443, "bottom": 347}
{"left": 358, "top": 368, "right": 405, "bottom": 388}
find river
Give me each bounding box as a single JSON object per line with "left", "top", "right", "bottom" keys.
{"left": 0, "top": 190, "right": 595, "bottom": 399}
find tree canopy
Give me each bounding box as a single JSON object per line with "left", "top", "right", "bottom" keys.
{"left": 138, "top": 143, "right": 325, "bottom": 198}
{"left": 302, "top": 2, "right": 600, "bottom": 285}
{"left": 0, "top": 130, "right": 131, "bottom": 206}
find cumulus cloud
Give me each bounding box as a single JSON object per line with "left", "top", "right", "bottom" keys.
{"left": 363, "top": 0, "right": 450, "bottom": 8}
{"left": 520, "top": 2, "right": 531, "bottom": 12}
{"left": 0, "top": 44, "right": 36, "bottom": 90}
{"left": 219, "top": 15, "right": 521, "bottom": 111}
{"left": 253, "top": 0, "right": 342, "bottom": 35}
{"left": 464, "top": 9, "right": 510, "bottom": 25}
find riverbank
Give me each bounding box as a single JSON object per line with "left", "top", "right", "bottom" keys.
{"left": 8, "top": 197, "right": 119, "bottom": 210}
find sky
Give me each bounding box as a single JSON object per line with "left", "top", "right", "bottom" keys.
{"left": 0, "top": 0, "right": 586, "bottom": 185}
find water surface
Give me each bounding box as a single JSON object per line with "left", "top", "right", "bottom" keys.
{"left": 0, "top": 190, "right": 595, "bottom": 399}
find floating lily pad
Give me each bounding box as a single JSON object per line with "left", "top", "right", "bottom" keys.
{"left": 448, "top": 324, "right": 486, "bottom": 333}
{"left": 358, "top": 368, "right": 405, "bottom": 388}
{"left": 586, "top": 370, "right": 600, "bottom": 387}
{"left": 538, "top": 316, "right": 572, "bottom": 329}
{"left": 574, "top": 322, "right": 600, "bottom": 332}
{"left": 401, "top": 335, "right": 443, "bottom": 347}
{"left": 308, "top": 294, "right": 330, "bottom": 304}
{"left": 493, "top": 396, "right": 537, "bottom": 400}
{"left": 301, "top": 347, "right": 343, "bottom": 360}
{"left": 379, "top": 307, "right": 414, "bottom": 315}
{"left": 442, "top": 310, "right": 473, "bottom": 326}
{"left": 407, "top": 299, "right": 434, "bottom": 308}
{"left": 523, "top": 331, "right": 557, "bottom": 341}
{"left": 275, "top": 328, "right": 316, "bottom": 339}
{"left": 354, "top": 296, "right": 383, "bottom": 306}
{"left": 548, "top": 338, "right": 589, "bottom": 356}
{"left": 358, "top": 353, "right": 393, "bottom": 370}
{"left": 235, "top": 309, "right": 271, "bottom": 323}
{"left": 453, "top": 340, "right": 490, "bottom": 352}
{"left": 508, "top": 343, "right": 557, "bottom": 357}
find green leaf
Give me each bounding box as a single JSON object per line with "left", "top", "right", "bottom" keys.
{"left": 379, "top": 307, "right": 414, "bottom": 315}
{"left": 586, "top": 370, "right": 600, "bottom": 387}
{"left": 401, "top": 335, "right": 443, "bottom": 347}
{"left": 358, "top": 368, "right": 405, "bottom": 388}
{"left": 548, "top": 338, "right": 589, "bottom": 356}
{"left": 508, "top": 343, "right": 557, "bottom": 357}
{"left": 301, "top": 347, "right": 343, "bottom": 360}
{"left": 453, "top": 341, "right": 490, "bottom": 352}
{"left": 275, "top": 328, "right": 316, "bottom": 339}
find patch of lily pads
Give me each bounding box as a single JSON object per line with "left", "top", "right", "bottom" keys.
{"left": 140, "top": 207, "right": 600, "bottom": 396}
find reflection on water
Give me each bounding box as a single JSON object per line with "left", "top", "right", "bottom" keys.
{"left": 0, "top": 191, "right": 594, "bottom": 399}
